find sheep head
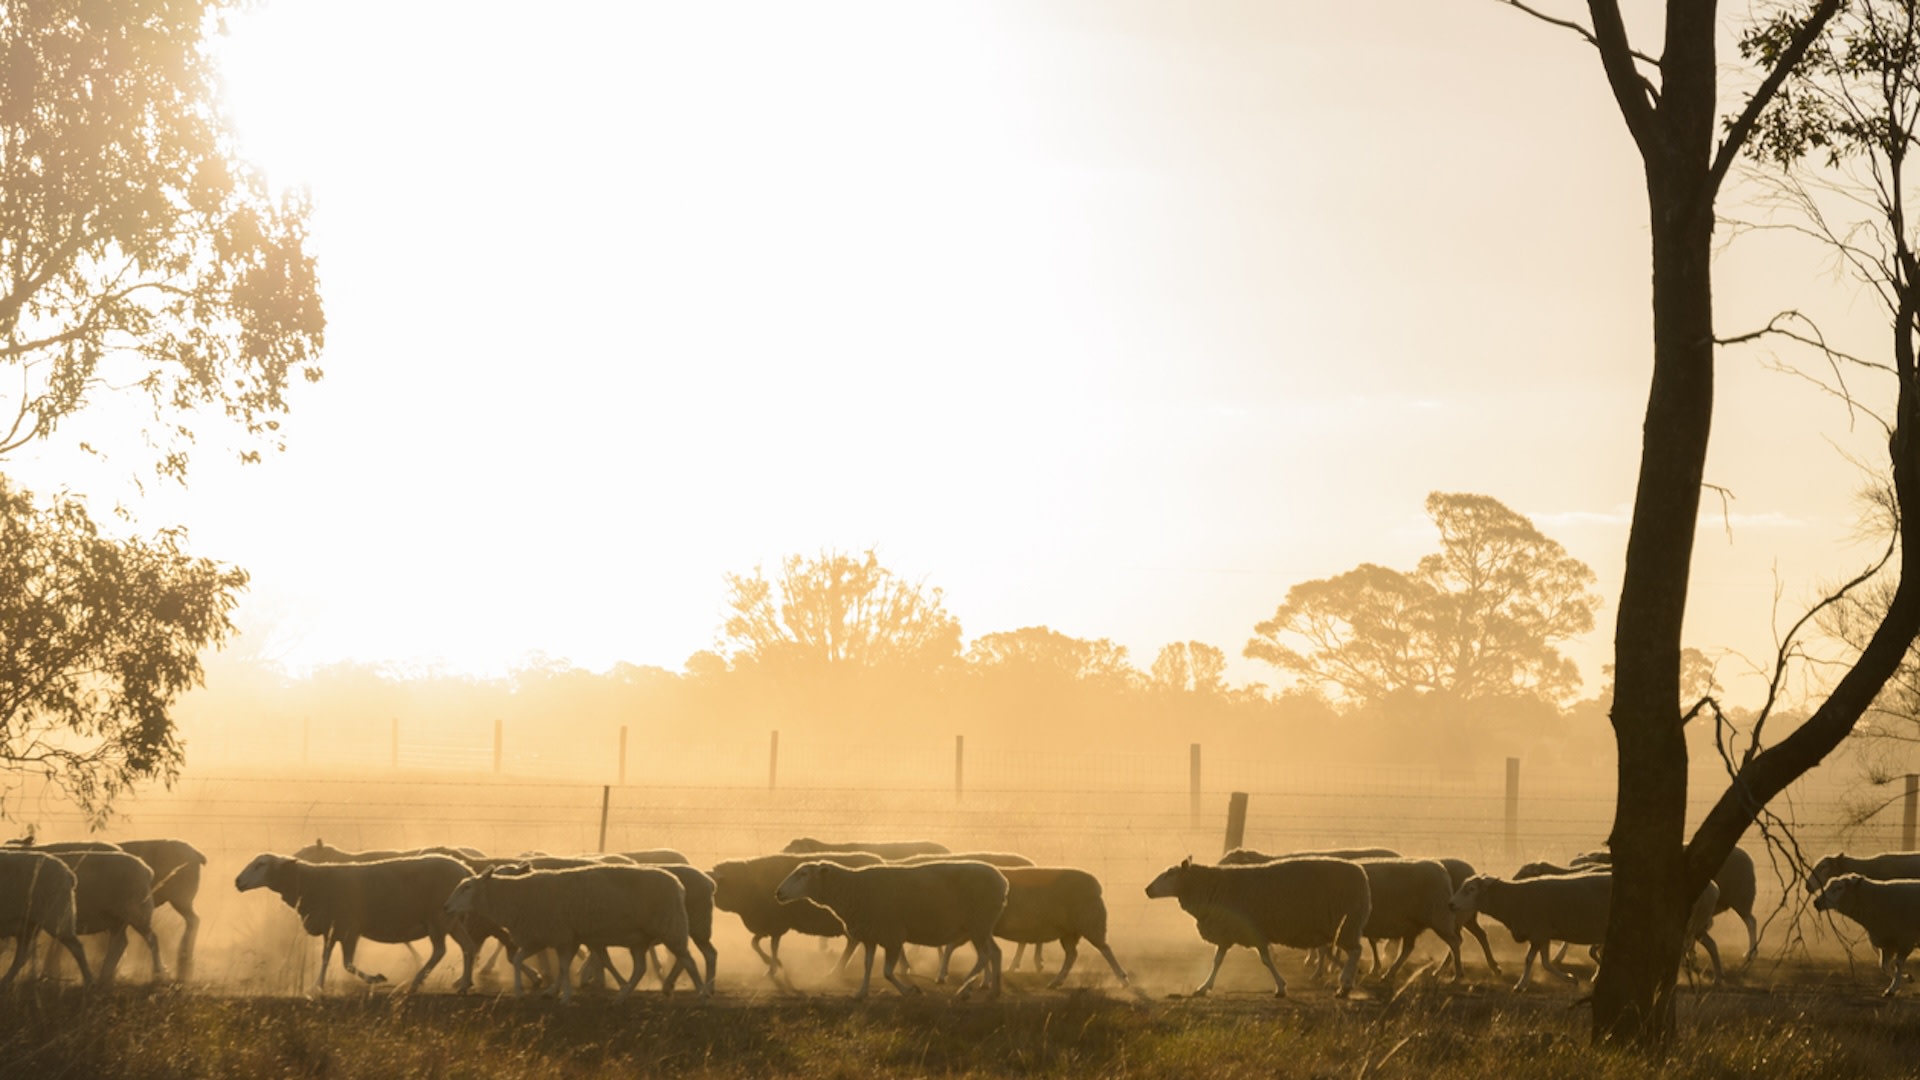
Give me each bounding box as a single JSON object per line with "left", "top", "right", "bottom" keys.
{"left": 774, "top": 861, "right": 828, "bottom": 903}
{"left": 1808, "top": 855, "right": 1849, "bottom": 894}
{"left": 1815, "top": 873, "right": 1865, "bottom": 913}
{"left": 1448, "top": 874, "right": 1492, "bottom": 916}
{"left": 234, "top": 853, "right": 290, "bottom": 892}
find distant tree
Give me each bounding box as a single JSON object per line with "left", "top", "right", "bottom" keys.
{"left": 1244, "top": 492, "right": 1600, "bottom": 706}
{"left": 0, "top": 0, "right": 323, "bottom": 476}
{"left": 0, "top": 478, "right": 245, "bottom": 824}
{"left": 966, "top": 626, "right": 1139, "bottom": 688}
{"left": 720, "top": 549, "right": 961, "bottom": 673}
{"left": 1150, "top": 641, "right": 1226, "bottom": 694}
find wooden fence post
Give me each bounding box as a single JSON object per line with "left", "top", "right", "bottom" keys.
{"left": 1505, "top": 757, "right": 1521, "bottom": 858}
{"left": 1223, "top": 791, "right": 1248, "bottom": 854}
{"left": 598, "top": 785, "right": 611, "bottom": 852}
{"left": 769, "top": 730, "right": 779, "bottom": 791}
{"left": 955, "top": 735, "right": 965, "bottom": 801}
{"left": 390, "top": 717, "right": 399, "bottom": 769}
{"left": 493, "top": 718, "right": 503, "bottom": 775}
{"left": 302, "top": 716, "right": 310, "bottom": 766}
{"left": 618, "top": 726, "right": 628, "bottom": 786}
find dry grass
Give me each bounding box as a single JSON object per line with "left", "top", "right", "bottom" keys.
{"left": 4, "top": 963, "right": 1920, "bottom": 1080}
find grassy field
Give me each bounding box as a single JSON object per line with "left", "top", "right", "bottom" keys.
{"left": 4, "top": 960, "right": 1920, "bottom": 1080}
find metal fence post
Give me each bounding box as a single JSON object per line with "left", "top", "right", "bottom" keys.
{"left": 1190, "top": 743, "right": 1202, "bottom": 827}
{"left": 1904, "top": 774, "right": 1917, "bottom": 851}
{"left": 955, "top": 734, "right": 965, "bottom": 801}
{"left": 769, "top": 730, "right": 779, "bottom": 791}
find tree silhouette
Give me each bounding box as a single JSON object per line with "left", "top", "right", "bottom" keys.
{"left": 1245, "top": 492, "right": 1598, "bottom": 706}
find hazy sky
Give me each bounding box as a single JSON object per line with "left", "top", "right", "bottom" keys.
{"left": 11, "top": 2, "right": 1898, "bottom": 704}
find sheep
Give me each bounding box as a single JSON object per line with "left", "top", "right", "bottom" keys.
{"left": 1449, "top": 872, "right": 1608, "bottom": 990}
{"left": 0, "top": 850, "right": 90, "bottom": 989}
{"left": 935, "top": 866, "right": 1135, "bottom": 992}
{"left": 618, "top": 849, "right": 691, "bottom": 865}
{"left": 1432, "top": 856, "right": 1501, "bottom": 976}
{"left": 1220, "top": 846, "right": 1399, "bottom": 865}
{"left": 1808, "top": 851, "right": 1920, "bottom": 891}
{"left": 1349, "top": 858, "right": 1461, "bottom": 984}
{"left": 577, "top": 862, "right": 718, "bottom": 997}
{"left": 294, "top": 839, "right": 485, "bottom": 866}
{"left": 235, "top": 853, "right": 475, "bottom": 993}
{"left": 783, "top": 837, "right": 950, "bottom": 860}
{"left": 458, "top": 855, "right": 637, "bottom": 993}
{"left": 892, "top": 852, "right": 1042, "bottom": 970}
{"left": 710, "top": 851, "right": 883, "bottom": 987}
{"left": 1144, "top": 855, "right": 1371, "bottom": 998}
{"left": 1215, "top": 847, "right": 1452, "bottom": 982}
{"left": 444, "top": 864, "right": 701, "bottom": 1004}
{"left": 1813, "top": 873, "right": 1920, "bottom": 996}
{"left": 1571, "top": 846, "right": 1760, "bottom": 966}
{"left": 774, "top": 859, "right": 1008, "bottom": 999}
{"left": 114, "top": 839, "right": 208, "bottom": 981}
{"left": 43, "top": 849, "right": 166, "bottom": 986}
{"left": 1449, "top": 872, "right": 1723, "bottom": 989}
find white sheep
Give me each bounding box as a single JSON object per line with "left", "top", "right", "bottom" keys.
{"left": 1813, "top": 873, "right": 1920, "bottom": 996}
{"left": 710, "top": 851, "right": 883, "bottom": 987}
{"left": 45, "top": 849, "right": 166, "bottom": 986}
{"left": 774, "top": 859, "right": 1008, "bottom": 1000}
{"left": 1220, "top": 846, "right": 1400, "bottom": 864}
{"left": 235, "top": 852, "right": 475, "bottom": 993}
{"left": 1449, "top": 872, "right": 1607, "bottom": 990}
{"left": 1449, "top": 872, "right": 1723, "bottom": 990}
{"left": 294, "top": 839, "right": 485, "bottom": 866}
{"left": 935, "top": 865, "right": 1135, "bottom": 993}
{"left": 444, "top": 863, "right": 702, "bottom": 1004}
{"left": 1351, "top": 857, "right": 1461, "bottom": 984}
{"left": 892, "top": 852, "right": 1039, "bottom": 970}
{"left": 1808, "top": 851, "right": 1920, "bottom": 891}
{"left": 459, "top": 855, "right": 635, "bottom": 993}
{"left": 783, "top": 837, "right": 951, "bottom": 860}
{"left": 577, "top": 862, "right": 718, "bottom": 997}
{"left": 618, "top": 848, "right": 691, "bottom": 865}
{"left": 1573, "top": 846, "right": 1760, "bottom": 966}
{"left": 0, "top": 850, "right": 89, "bottom": 989}
{"left": 1144, "top": 856, "right": 1371, "bottom": 998}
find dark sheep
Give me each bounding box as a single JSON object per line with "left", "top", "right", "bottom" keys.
{"left": 710, "top": 851, "right": 883, "bottom": 987}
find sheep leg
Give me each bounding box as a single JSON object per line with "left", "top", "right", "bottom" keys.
{"left": 1047, "top": 936, "right": 1082, "bottom": 989}
{"left": 554, "top": 942, "right": 578, "bottom": 1005}
{"left": 50, "top": 932, "right": 91, "bottom": 988}
{"left": 1462, "top": 914, "right": 1501, "bottom": 976}
{"left": 1533, "top": 943, "right": 1581, "bottom": 987}
{"left": 882, "top": 944, "right": 920, "bottom": 997}
{"left": 1511, "top": 945, "right": 1541, "bottom": 992}
{"left": 953, "top": 935, "right": 1000, "bottom": 999}
{"left": 662, "top": 939, "right": 707, "bottom": 998}
{"left": 1368, "top": 937, "right": 1384, "bottom": 975}
{"left": 1332, "top": 941, "right": 1360, "bottom": 998}
{"left": 836, "top": 938, "right": 861, "bottom": 973}
{"left": 1010, "top": 942, "right": 1027, "bottom": 971}
{"left": 1739, "top": 910, "right": 1759, "bottom": 968}
{"left": 336, "top": 937, "right": 388, "bottom": 986}
{"left": 0, "top": 933, "right": 31, "bottom": 990}
{"left": 934, "top": 944, "right": 955, "bottom": 984}
{"left": 99, "top": 927, "right": 129, "bottom": 987}
{"left": 136, "top": 920, "right": 168, "bottom": 984}
{"left": 1881, "top": 945, "right": 1912, "bottom": 999}
{"left": 406, "top": 932, "right": 448, "bottom": 992}
{"left": 1190, "top": 944, "right": 1232, "bottom": 996}
{"left": 1254, "top": 943, "right": 1290, "bottom": 998}
{"left": 314, "top": 935, "right": 337, "bottom": 992}
{"left": 507, "top": 946, "right": 543, "bottom": 996}
{"left": 174, "top": 900, "right": 200, "bottom": 983}
{"left": 854, "top": 941, "right": 878, "bottom": 1000}
{"left": 1694, "top": 931, "right": 1722, "bottom": 983}
{"left": 1377, "top": 934, "right": 1420, "bottom": 985}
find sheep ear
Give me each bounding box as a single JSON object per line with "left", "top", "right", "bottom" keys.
{"left": 1180, "top": 855, "right": 1193, "bottom": 869}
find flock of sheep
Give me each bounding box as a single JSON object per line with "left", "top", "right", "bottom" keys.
{"left": 0, "top": 832, "right": 1918, "bottom": 1000}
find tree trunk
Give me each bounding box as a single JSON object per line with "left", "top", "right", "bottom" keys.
{"left": 1590, "top": 154, "right": 1715, "bottom": 1047}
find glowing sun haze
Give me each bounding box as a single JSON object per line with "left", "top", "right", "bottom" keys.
{"left": 16, "top": 1, "right": 1890, "bottom": 704}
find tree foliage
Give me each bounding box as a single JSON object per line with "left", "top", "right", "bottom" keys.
{"left": 0, "top": 0, "right": 324, "bottom": 476}
{"left": 1150, "top": 640, "right": 1226, "bottom": 695}
{"left": 967, "top": 625, "right": 1138, "bottom": 688}
{"left": 1244, "top": 492, "right": 1599, "bottom": 706}
{"left": 0, "top": 477, "right": 244, "bottom": 824}
{"left": 720, "top": 549, "right": 961, "bottom": 674}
